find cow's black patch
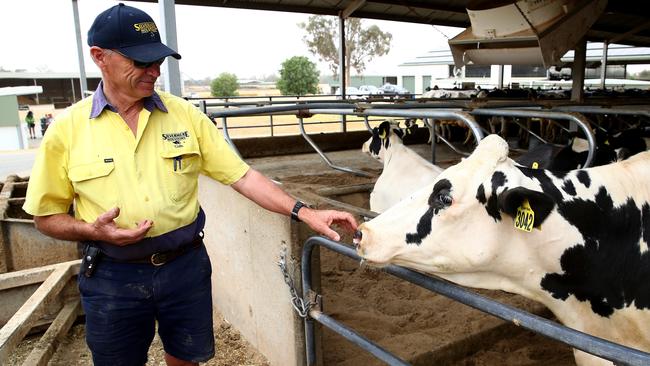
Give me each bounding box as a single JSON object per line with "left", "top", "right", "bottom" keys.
{"left": 476, "top": 184, "right": 486, "bottom": 204}
{"left": 405, "top": 207, "right": 434, "bottom": 245}
{"left": 561, "top": 180, "right": 576, "bottom": 196}
{"left": 541, "top": 186, "right": 650, "bottom": 317}
{"left": 369, "top": 129, "right": 381, "bottom": 155}
{"left": 576, "top": 170, "right": 591, "bottom": 188}
{"left": 405, "top": 179, "right": 452, "bottom": 245}
{"left": 485, "top": 172, "right": 507, "bottom": 221}
{"left": 517, "top": 167, "right": 564, "bottom": 202}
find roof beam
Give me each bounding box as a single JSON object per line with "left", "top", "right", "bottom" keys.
{"left": 609, "top": 20, "right": 650, "bottom": 44}
{"left": 341, "top": 0, "right": 366, "bottom": 19}
{"left": 366, "top": 0, "right": 467, "bottom": 15}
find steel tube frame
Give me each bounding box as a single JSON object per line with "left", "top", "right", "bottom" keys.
{"left": 309, "top": 311, "right": 410, "bottom": 366}
{"left": 311, "top": 108, "right": 484, "bottom": 146}
{"left": 301, "top": 236, "right": 650, "bottom": 366}
{"left": 471, "top": 109, "right": 596, "bottom": 167}
{"left": 421, "top": 118, "right": 471, "bottom": 158}
{"left": 211, "top": 103, "right": 359, "bottom": 160}
{"left": 210, "top": 103, "right": 484, "bottom": 173}
{"left": 297, "top": 117, "right": 372, "bottom": 177}
{"left": 553, "top": 105, "right": 650, "bottom": 119}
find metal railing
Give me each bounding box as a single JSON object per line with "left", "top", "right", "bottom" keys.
{"left": 209, "top": 103, "right": 485, "bottom": 175}
{"left": 470, "top": 109, "right": 597, "bottom": 167}
{"left": 300, "top": 236, "right": 650, "bottom": 366}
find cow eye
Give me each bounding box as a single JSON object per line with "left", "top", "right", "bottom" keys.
{"left": 438, "top": 193, "right": 452, "bottom": 206}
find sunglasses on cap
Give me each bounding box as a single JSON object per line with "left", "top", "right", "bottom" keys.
{"left": 111, "top": 49, "right": 165, "bottom": 69}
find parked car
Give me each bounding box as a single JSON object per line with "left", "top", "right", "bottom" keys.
{"left": 335, "top": 86, "right": 362, "bottom": 99}
{"left": 380, "top": 83, "right": 410, "bottom": 95}
{"left": 358, "top": 85, "right": 383, "bottom": 95}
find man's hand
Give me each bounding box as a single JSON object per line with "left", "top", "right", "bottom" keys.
{"left": 91, "top": 207, "right": 153, "bottom": 246}
{"left": 299, "top": 208, "right": 358, "bottom": 242}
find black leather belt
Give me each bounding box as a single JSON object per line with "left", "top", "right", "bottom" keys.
{"left": 103, "top": 235, "right": 204, "bottom": 266}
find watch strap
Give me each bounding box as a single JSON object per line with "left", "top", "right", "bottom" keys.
{"left": 291, "top": 201, "right": 306, "bottom": 222}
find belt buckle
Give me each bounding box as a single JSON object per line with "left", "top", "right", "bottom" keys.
{"left": 150, "top": 252, "right": 166, "bottom": 266}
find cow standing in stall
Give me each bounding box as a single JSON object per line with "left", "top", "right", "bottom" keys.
{"left": 362, "top": 120, "right": 444, "bottom": 213}
{"left": 354, "top": 134, "right": 650, "bottom": 366}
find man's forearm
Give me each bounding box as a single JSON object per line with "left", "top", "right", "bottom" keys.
{"left": 231, "top": 169, "right": 298, "bottom": 216}
{"left": 33, "top": 213, "right": 95, "bottom": 242}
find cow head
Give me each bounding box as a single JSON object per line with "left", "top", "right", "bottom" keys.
{"left": 355, "top": 134, "right": 556, "bottom": 282}
{"left": 362, "top": 120, "right": 415, "bottom": 162}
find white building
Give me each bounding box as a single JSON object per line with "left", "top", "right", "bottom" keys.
{"left": 396, "top": 43, "right": 650, "bottom": 94}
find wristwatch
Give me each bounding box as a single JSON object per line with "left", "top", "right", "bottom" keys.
{"left": 291, "top": 201, "right": 306, "bottom": 222}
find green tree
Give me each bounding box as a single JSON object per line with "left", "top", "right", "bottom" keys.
{"left": 210, "top": 72, "right": 239, "bottom": 97}
{"left": 635, "top": 70, "right": 650, "bottom": 80}
{"left": 276, "top": 56, "right": 320, "bottom": 95}
{"left": 299, "top": 16, "right": 392, "bottom": 85}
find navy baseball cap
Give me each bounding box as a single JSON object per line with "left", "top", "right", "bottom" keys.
{"left": 87, "top": 3, "right": 181, "bottom": 63}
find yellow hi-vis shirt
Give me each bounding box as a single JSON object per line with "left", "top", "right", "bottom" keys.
{"left": 23, "top": 90, "right": 249, "bottom": 238}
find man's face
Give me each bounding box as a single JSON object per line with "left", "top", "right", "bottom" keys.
{"left": 104, "top": 50, "right": 162, "bottom": 99}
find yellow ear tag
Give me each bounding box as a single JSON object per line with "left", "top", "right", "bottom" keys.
{"left": 378, "top": 130, "right": 387, "bottom": 139}
{"left": 532, "top": 162, "right": 539, "bottom": 169}
{"left": 605, "top": 140, "right": 610, "bottom": 145}
{"left": 514, "top": 199, "right": 535, "bottom": 232}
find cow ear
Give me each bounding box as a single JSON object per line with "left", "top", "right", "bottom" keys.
{"left": 498, "top": 187, "right": 555, "bottom": 228}
{"left": 378, "top": 121, "right": 391, "bottom": 139}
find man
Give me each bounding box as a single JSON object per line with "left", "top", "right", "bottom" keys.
{"left": 22, "top": 4, "right": 357, "bottom": 366}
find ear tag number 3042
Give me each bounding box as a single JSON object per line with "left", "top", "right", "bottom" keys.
{"left": 515, "top": 199, "right": 535, "bottom": 232}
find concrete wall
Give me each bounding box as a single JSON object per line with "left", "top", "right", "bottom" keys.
{"left": 199, "top": 176, "right": 308, "bottom": 366}
{"left": 0, "top": 95, "right": 26, "bottom": 150}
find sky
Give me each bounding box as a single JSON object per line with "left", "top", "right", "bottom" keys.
{"left": 0, "top": 0, "right": 463, "bottom": 80}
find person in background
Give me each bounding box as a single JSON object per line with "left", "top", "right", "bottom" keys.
{"left": 39, "top": 115, "right": 48, "bottom": 137}
{"left": 25, "top": 110, "right": 36, "bottom": 139}
{"left": 22, "top": 4, "right": 358, "bottom": 366}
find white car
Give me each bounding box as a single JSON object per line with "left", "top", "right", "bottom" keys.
{"left": 380, "top": 83, "right": 409, "bottom": 95}
{"left": 335, "top": 86, "right": 362, "bottom": 99}
{"left": 358, "top": 85, "right": 383, "bottom": 95}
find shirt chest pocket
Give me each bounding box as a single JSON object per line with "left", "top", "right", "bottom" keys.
{"left": 68, "top": 161, "right": 117, "bottom": 207}
{"left": 160, "top": 149, "right": 201, "bottom": 203}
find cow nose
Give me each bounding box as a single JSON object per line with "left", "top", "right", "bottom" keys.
{"left": 353, "top": 230, "right": 363, "bottom": 248}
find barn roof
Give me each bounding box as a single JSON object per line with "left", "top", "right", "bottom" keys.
{"left": 137, "top": 0, "right": 650, "bottom": 47}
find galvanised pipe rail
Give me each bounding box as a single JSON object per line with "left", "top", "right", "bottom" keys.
{"left": 471, "top": 109, "right": 596, "bottom": 168}
{"left": 310, "top": 108, "right": 485, "bottom": 146}
{"left": 301, "top": 236, "right": 650, "bottom": 366}
{"left": 553, "top": 105, "right": 650, "bottom": 118}
{"left": 297, "top": 116, "right": 372, "bottom": 177}
{"left": 309, "top": 311, "right": 410, "bottom": 366}
{"left": 210, "top": 103, "right": 359, "bottom": 160}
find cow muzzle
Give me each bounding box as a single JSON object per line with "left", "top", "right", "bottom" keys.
{"left": 352, "top": 230, "right": 363, "bottom": 249}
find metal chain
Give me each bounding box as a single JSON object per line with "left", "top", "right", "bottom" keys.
{"left": 278, "top": 246, "right": 312, "bottom": 318}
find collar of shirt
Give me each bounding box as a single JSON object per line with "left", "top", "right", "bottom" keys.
{"left": 90, "top": 81, "right": 168, "bottom": 119}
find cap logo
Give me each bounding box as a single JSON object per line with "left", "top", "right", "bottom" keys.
{"left": 133, "top": 22, "right": 158, "bottom": 36}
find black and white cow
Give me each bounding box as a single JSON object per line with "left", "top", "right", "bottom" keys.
{"left": 516, "top": 128, "right": 648, "bottom": 171}
{"left": 354, "top": 134, "right": 650, "bottom": 365}
{"left": 362, "top": 120, "right": 444, "bottom": 213}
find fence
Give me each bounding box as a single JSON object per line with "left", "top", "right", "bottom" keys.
{"left": 300, "top": 236, "right": 650, "bottom": 366}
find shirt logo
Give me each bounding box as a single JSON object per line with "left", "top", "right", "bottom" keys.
{"left": 162, "top": 131, "right": 189, "bottom": 147}
{"left": 133, "top": 22, "right": 158, "bottom": 37}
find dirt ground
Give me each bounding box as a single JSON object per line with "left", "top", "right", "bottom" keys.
{"left": 8, "top": 313, "right": 270, "bottom": 366}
